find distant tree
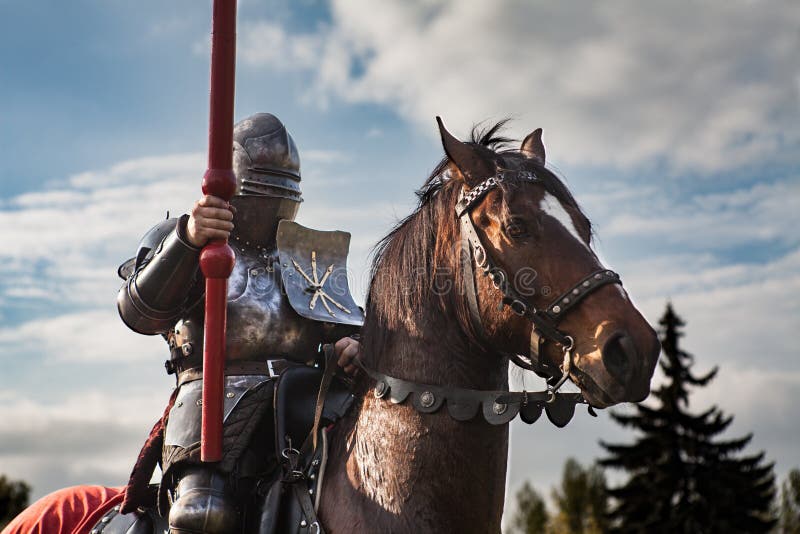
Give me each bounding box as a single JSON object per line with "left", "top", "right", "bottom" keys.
{"left": 779, "top": 469, "right": 800, "bottom": 533}
{"left": 0, "top": 474, "right": 30, "bottom": 529}
{"left": 600, "top": 303, "right": 776, "bottom": 533}
{"left": 507, "top": 481, "right": 549, "bottom": 534}
{"left": 549, "top": 458, "right": 607, "bottom": 534}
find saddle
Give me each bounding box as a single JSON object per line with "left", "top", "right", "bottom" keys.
{"left": 95, "top": 357, "right": 354, "bottom": 534}
{"left": 257, "top": 364, "right": 354, "bottom": 534}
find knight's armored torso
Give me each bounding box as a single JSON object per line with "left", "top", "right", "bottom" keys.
{"left": 176, "top": 238, "right": 314, "bottom": 363}
{"left": 171, "top": 209, "right": 362, "bottom": 371}
{"left": 117, "top": 198, "right": 362, "bottom": 376}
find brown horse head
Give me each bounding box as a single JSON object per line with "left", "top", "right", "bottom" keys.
{"left": 436, "top": 118, "right": 659, "bottom": 408}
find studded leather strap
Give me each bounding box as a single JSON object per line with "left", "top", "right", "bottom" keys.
{"left": 544, "top": 269, "right": 621, "bottom": 321}
{"left": 360, "top": 360, "right": 585, "bottom": 427}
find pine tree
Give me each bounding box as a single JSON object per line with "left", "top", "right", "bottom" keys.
{"left": 549, "top": 458, "right": 608, "bottom": 534}
{"left": 0, "top": 474, "right": 30, "bottom": 529}
{"left": 507, "top": 481, "right": 549, "bottom": 534}
{"left": 599, "top": 303, "right": 776, "bottom": 533}
{"left": 779, "top": 469, "right": 800, "bottom": 533}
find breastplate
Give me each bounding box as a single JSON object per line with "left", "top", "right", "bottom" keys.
{"left": 172, "top": 242, "right": 325, "bottom": 366}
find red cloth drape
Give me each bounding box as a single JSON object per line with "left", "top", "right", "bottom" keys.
{"left": 2, "top": 486, "right": 124, "bottom": 534}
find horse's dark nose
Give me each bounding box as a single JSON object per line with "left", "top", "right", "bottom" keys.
{"left": 602, "top": 332, "right": 636, "bottom": 385}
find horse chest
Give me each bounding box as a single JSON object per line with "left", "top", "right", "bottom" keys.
{"left": 327, "top": 397, "right": 508, "bottom": 532}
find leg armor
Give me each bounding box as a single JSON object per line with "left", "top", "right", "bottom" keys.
{"left": 168, "top": 466, "right": 239, "bottom": 534}
{"left": 161, "top": 377, "right": 277, "bottom": 533}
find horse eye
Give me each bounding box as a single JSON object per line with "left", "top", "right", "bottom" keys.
{"left": 505, "top": 220, "right": 527, "bottom": 238}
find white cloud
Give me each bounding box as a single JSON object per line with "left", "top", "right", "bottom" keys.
{"left": 600, "top": 179, "right": 800, "bottom": 249}
{"left": 302, "top": 149, "right": 350, "bottom": 164}
{"left": 239, "top": 0, "right": 800, "bottom": 172}
{"left": 0, "top": 310, "right": 165, "bottom": 363}
{"left": 0, "top": 389, "right": 166, "bottom": 499}
{"left": 238, "top": 21, "right": 322, "bottom": 71}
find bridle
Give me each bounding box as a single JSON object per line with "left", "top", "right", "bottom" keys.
{"left": 456, "top": 168, "right": 622, "bottom": 396}
{"left": 358, "top": 167, "right": 626, "bottom": 427}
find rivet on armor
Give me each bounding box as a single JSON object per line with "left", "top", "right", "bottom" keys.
{"left": 309, "top": 488, "right": 314, "bottom": 495}
{"left": 113, "top": 506, "right": 120, "bottom": 512}
{"left": 374, "top": 380, "right": 388, "bottom": 398}
{"left": 312, "top": 459, "right": 320, "bottom": 466}
{"left": 582, "top": 280, "right": 591, "bottom": 287}
{"left": 250, "top": 268, "right": 259, "bottom": 276}
{"left": 301, "top": 520, "right": 308, "bottom": 527}
{"left": 606, "top": 270, "right": 614, "bottom": 276}
{"left": 226, "top": 391, "right": 235, "bottom": 398}
{"left": 420, "top": 391, "right": 435, "bottom": 408}
{"left": 572, "top": 288, "right": 580, "bottom": 295}
{"left": 562, "top": 297, "right": 570, "bottom": 305}
{"left": 493, "top": 401, "right": 508, "bottom": 415}
{"left": 181, "top": 343, "right": 193, "bottom": 356}
{"left": 594, "top": 273, "right": 602, "bottom": 280}
{"left": 196, "top": 399, "right": 202, "bottom": 406}
{"left": 101, "top": 516, "right": 111, "bottom": 523}
{"left": 310, "top": 473, "right": 316, "bottom": 480}
{"left": 552, "top": 305, "right": 561, "bottom": 314}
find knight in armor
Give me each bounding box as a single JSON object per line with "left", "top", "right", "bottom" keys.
{"left": 116, "top": 113, "right": 363, "bottom": 533}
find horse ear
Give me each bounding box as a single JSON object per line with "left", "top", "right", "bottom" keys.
{"left": 520, "top": 128, "right": 546, "bottom": 165}
{"left": 436, "top": 116, "right": 494, "bottom": 186}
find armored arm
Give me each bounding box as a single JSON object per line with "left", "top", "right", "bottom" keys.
{"left": 117, "top": 215, "right": 203, "bottom": 335}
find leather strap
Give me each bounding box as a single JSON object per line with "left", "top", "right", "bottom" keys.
{"left": 292, "top": 482, "right": 326, "bottom": 534}
{"left": 460, "top": 230, "right": 489, "bottom": 342}
{"left": 311, "top": 346, "right": 338, "bottom": 452}
{"left": 359, "top": 359, "right": 585, "bottom": 426}
{"left": 543, "top": 269, "right": 621, "bottom": 320}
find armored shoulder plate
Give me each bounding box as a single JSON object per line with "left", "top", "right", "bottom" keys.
{"left": 118, "top": 216, "right": 178, "bottom": 280}
{"left": 276, "top": 220, "right": 364, "bottom": 327}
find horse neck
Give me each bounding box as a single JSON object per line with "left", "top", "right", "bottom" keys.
{"left": 323, "top": 303, "right": 511, "bottom": 532}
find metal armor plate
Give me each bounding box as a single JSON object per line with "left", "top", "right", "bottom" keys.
{"left": 171, "top": 239, "right": 329, "bottom": 366}
{"left": 164, "top": 376, "right": 269, "bottom": 448}
{"left": 276, "top": 220, "right": 364, "bottom": 327}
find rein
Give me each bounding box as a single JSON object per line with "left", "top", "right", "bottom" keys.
{"left": 363, "top": 168, "right": 624, "bottom": 427}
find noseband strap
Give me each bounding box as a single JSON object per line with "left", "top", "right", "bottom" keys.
{"left": 456, "top": 170, "right": 623, "bottom": 384}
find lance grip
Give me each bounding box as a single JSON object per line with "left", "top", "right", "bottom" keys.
{"left": 200, "top": 0, "right": 237, "bottom": 463}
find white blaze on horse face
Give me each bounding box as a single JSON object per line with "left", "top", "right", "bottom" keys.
{"left": 539, "top": 193, "right": 631, "bottom": 302}
{"left": 539, "top": 192, "right": 591, "bottom": 252}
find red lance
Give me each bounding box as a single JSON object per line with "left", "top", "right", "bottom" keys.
{"left": 199, "top": 0, "right": 237, "bottom": 463}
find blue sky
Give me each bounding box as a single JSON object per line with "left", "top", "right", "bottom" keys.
{"left": 1, "top": 0, "right": 798, "bottom": 519}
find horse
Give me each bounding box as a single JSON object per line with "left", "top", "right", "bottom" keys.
{"left": 2, "top": 119, "right": 659, "bottom": 534}
{"left": 313, "top": 119, "right": 660, "bottom": 533}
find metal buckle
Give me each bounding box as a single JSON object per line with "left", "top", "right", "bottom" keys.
{"left": 548, "top": 337, "right": 574, "bottom": 396}
{"left": 510, "top": 299, "right": 527, "bottom": 316}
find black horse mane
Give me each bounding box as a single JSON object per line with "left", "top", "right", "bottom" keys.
{"left": 360, "top": 121, "right": 591, "bottom": 366}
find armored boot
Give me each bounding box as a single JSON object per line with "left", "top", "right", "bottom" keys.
{"left": 168, "top": 466, "right": 240, "bottom": 534}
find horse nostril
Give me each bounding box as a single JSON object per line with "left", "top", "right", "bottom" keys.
{"left": 602, "top": 332, "right": 637, "bottom": 383}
